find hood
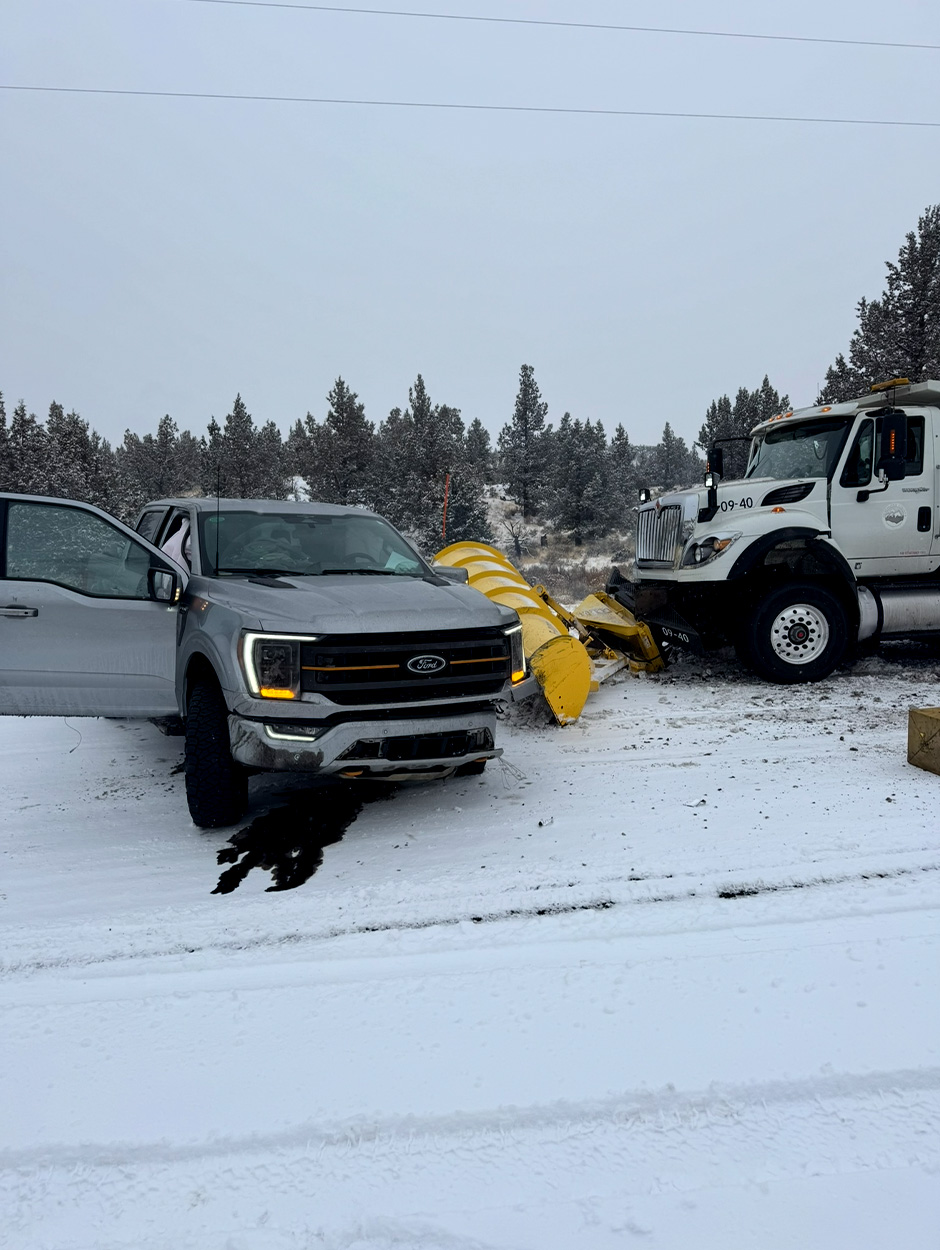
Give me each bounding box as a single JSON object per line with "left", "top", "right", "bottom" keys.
{"left": 202, "top": 573, "right": 517, "bottom": 634}
{"left": 648, "top": 476, "right": 825, "bottom": 517}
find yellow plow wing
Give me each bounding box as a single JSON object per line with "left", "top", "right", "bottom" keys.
{"left": 435, "top": 542, "right": 662, "bottom": 724}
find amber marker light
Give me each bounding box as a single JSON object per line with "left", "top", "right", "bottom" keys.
{"left": 241, "top": 631, "right": 320, "bottom": 698}
{"left": 772, "top": 506, "right": 786, "bottom": 513}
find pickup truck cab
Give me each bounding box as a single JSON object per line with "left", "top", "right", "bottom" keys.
{"left": 0, "top": 494, "right": 525, "bottom": 826}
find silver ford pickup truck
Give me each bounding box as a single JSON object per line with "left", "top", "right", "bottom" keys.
{"left": 0, "top": 494, "right": 527, "bottom": 827}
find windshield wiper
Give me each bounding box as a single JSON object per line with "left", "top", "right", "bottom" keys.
{"left": 214, "top": 567, "right": 319, "bottom": 578}
{"left": 321, "top": 567, "right": 417, "bottom": 576}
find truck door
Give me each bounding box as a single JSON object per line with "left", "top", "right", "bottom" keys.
{"left": 0, "top": 497, "right": 186, "bottom": 717}
{"left": 829, "top": 410, "right": 936, "bottom": 578}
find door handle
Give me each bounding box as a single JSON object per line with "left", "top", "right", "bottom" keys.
{"left": 0, "top": 606, "right": 39, "bottom": 617}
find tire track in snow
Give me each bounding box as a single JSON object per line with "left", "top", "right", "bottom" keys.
{"left": 2, "top": 856, "right": 938, "bottom": 980}
{"left": 1, "top": 1066, "right": 938, "bottom": 1170}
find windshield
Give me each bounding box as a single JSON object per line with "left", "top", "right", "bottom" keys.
{"left": 745, "top": 417, "right": 850, "bottom": 481}
{"left": 197, "top": 511, "right": 427, "bottom": 578}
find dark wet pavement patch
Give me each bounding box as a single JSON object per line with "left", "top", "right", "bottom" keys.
{"left": 213, "top": 782, "right": 377, "bottom": 894}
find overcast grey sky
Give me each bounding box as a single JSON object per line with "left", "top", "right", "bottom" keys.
{"left": 2, "top": 0, "right": 938, "bottom": 449}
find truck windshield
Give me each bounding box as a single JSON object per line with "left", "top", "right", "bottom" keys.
{"left": 197, "top": 512, "right": 427, "bottom": 578}
{"left": 745, "top": 417, "right": 850, "bottom": 481}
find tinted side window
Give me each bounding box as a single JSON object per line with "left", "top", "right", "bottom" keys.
{"left": 6, "top": 502, "right": 151, "bottom": 598}
{"left": 840, "top": 420, "right": 874, "bottom": 488}
{"left": 136, "top": 509, "right": 167, "bottom": 543}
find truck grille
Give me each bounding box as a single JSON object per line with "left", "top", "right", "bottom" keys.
{"left": 636, "top": 504, "right": 682, "bottom": 566}
{"left": 300, "top": 628, "right": 510, "bottom": 705}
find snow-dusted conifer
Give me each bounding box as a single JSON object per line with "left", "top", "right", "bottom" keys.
{"left": 316, "top": 377, "right": 375, "bottom": 506}
{"left": 649, "top": 421, "right": 702, "bottom": 490}
{"left": 607, "top": 422, "right": 638, "bottom": 513}
{"left": 0, "top": 394, "right": 9, "bottom": 490}
{"left": 256, "top": 420, "right": 289, "bottom": 499}
{"left": 222, "top": 394, "right": 260, "bottom": 497}
{"left": 498, "top": 364, "right": 548, "bottom": 518}
{"left": 819, "top": 204, "right": 940, "bottom": 400}
{"left": 7, "top": 402, "right": 48, "bottom": 494}
{"left": 698, "top": 377, "right": 788, "bottom": 479}
{"left": 546, "top": 415, "right": 615, "bottom": 543}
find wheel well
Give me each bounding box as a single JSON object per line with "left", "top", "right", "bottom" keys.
{"left": 730, "top": 537, "right": 859, "bottom": 630}
{"left": 184, "top": 653, "right": 223, "bottom": 711}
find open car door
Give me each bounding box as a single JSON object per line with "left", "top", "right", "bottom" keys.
{"left": 0, "top": 495, "right": 187, "bottom": 717}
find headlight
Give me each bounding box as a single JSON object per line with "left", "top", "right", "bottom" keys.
{"left": 241, "top": 632, "right": 320, "bottom": 699}
{"left": 680, "top": 532, "right": 743, "bottom": 568}
{"left": 504, "top": 623, "right": 526, "bottom": 683}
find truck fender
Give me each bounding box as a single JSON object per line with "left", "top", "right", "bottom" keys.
{"left": 727, "top": 527, "right": 860, "bottom": 624}
{"left": 179, "top": 644, "right": 230, "bottom": 715}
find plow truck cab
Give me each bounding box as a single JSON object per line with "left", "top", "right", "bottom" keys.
{"left": 612, "top": 379, "right": 940, "bottom": 683}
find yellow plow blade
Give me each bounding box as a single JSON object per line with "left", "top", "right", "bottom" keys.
{"left": 572, "top": 592, "right": 665, "bottom": 671}
{"left": 433, "top": 542, "right": 663, "bottom": 723}
{"left": 528, "top": 634, "right": 592, "bottom": 724}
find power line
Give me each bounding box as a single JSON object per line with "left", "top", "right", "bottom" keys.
{"left": 178, "top": 0, "right": 940, "bottom": 53}
{"left": 3, "top": 84, "right": 939, "bottom": 128}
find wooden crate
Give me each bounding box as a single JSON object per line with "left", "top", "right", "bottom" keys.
{"left": 907, "top": 707, "right": 940, "bottom": 775}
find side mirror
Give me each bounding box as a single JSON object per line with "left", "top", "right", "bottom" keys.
{"left": 638, "top": 487, "right": 651, "bottom": 503}
{"left": 878, "top": 412, "right": 907, "bottom": 481}
{"left": 149, "top": 567, "right": 181, "bottom": 603}
{"left": 706, "top": 447, "right": 724, "bottom": 481}
{"left": 434, "top": 565, "right": 470, "bottom": 584}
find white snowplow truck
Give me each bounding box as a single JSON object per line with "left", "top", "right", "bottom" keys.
{"left": 609, "top": 379, "right": 940, "bottom": 683}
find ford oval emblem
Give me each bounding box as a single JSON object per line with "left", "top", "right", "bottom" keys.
{"left": 407, "top": 654, "right": 447, "bottom": 674}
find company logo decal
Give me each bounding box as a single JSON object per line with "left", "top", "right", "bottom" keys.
{"left": 407, "top": 654, "right": 447, "bottom": 674}
{"left": 883, "top": 504, "right": 906, "bottom": 527}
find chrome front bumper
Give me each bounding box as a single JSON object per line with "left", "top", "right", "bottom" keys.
{"left": 228, "top": 708, "right": 501, "bottom": 777}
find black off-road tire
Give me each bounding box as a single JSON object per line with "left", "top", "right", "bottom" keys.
{"left": 184, "top": 680, "right": 248, "bottom": 828}
{"left": 739, "top": 582, "right": 849, "bottom": 684}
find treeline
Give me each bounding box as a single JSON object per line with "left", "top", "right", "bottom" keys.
{"left": 0, "top": 367, "right": 703, "bottom": 550}
{"left": 4, "top": 204, "right": 934, "bottom": 549}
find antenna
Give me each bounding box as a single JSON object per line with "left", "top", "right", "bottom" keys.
{"left": 442, "top": 471, "right": 451, "bottom": 543}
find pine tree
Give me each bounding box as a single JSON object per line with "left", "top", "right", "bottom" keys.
{"left": 650, "top": 422, "right": 702, "bottom": 490}
{"left": 6, "top": 402, "right": 48, "bottom": 494}
{"left": 373, "top": 377, "right": 491, "bottom": 550}
{"left": 117, "top": 415, "right": 182, "bottom": 515}
{"left": 607, "top": 422, "right": 638, "bottom": 513}
{"left": 373, "top": 405, "right": 413, "bottom": 530}
{"left": 465, "top": 417, "right": 493, "bottom": 478}
{"left": 201, "top": 417, "right": 226, "bottom": 497}
{"left": 0, "top": 393, "right": 9, "bottom": 490}
{"left": 545, "top": 415, "right": 615, "bottom": 543}
{"left": 698, "top": 377, "right": 788, "bottom": 479}
{"left": 256, "top": 420, "right": 289, "bottom": 499}
{"left": 284, "top": 417, "right": 316, "bottom": 499}
{"left": 438, "top": 406, "right": 492, "bottom": 546}
{"left": 497, "top": 364, "right": 548, "bottom": 517}
{"left": 316, "top": 377, "right": 375, "bottom": 505}
{"left": 222, "top": 394, "right": 261, "bottom": 497}
{"left": 819, "top": 204, "right": 940, "bottom": 401}
{"left": 175, "top": 429, "right": 203, "bottom": 495}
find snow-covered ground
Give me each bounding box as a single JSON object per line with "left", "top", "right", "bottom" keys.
{"left": 2, "top": 647, "right": 939, "bottom": 1249}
